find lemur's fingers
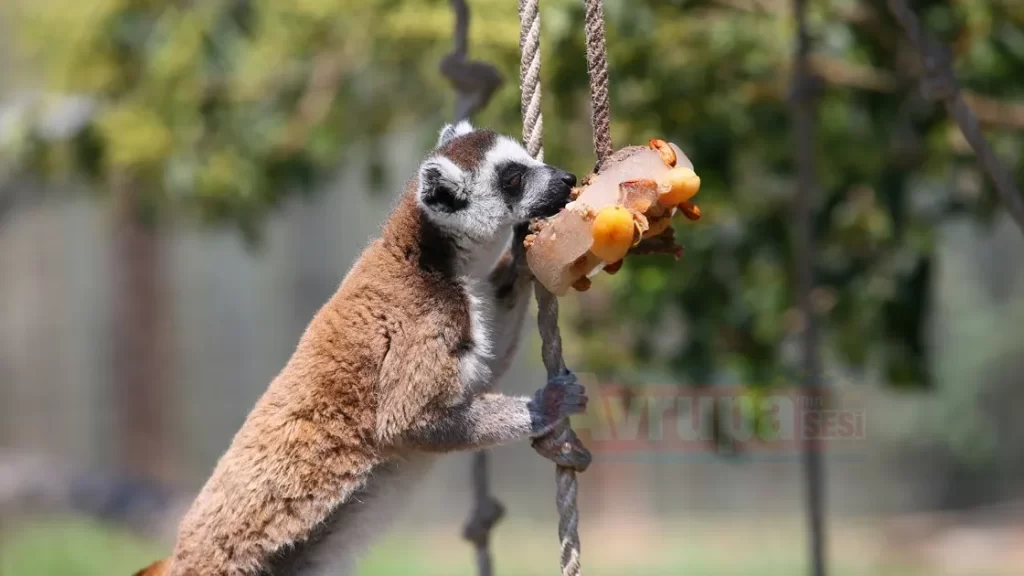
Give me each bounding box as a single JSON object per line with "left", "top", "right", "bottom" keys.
{"left": 547, "top": 371, "right": 579, "bottom": 388}
{"left": 513, "top": 220, "right": 533, "bottom": 239}
{"left": 511, "top": 221, "right": 532, "bottom": 257}
{"left": 560, "top": 381, "right": 587, "bottom": 398}
{"left": 553, "top": 378, "right": 586, "bottom": 398}
{"left": 545, "top": 372, "right": 588, "bottom": 418}
{"left": 529, "top": 371, "right": 589, "bottom": 434}
{"left": 560, "top": 385, "right": 589, "bottom": 417}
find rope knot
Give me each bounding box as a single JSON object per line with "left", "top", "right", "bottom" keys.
{"left": 532, "top": 427, "right": 592, "bottom": 472}
{"left": 462, "top": 494, "right": 506, "bottom": 545}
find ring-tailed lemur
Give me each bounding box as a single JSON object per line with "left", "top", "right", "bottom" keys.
{"left": 133, "top": 121, "right": 587, "bottom": 576}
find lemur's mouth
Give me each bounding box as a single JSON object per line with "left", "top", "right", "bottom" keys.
{"left": 529, "top": 168, "right": 576, "bottom": 219}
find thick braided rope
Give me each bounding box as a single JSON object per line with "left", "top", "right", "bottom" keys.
{"left": 519, "top": 0, "right": 544, "bottom": 161}
{"left": 534, "top": 287, "right": 583, "bottom": 576}
{"left": 518, "top": 2, "right": 586, "bottom": 576}
{"left": 583, "top": 0, "right": 613, "bottom": 167}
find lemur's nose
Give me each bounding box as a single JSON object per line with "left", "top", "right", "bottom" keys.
{"left": 557, "top": 170, "right": 577, "bottom": 187}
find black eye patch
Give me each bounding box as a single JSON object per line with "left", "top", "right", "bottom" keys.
{"left": 421, "top": 166, "right": 468, "bottom": 213}
{"left": 497, "top": 163, "right": 527, "bottom": 197}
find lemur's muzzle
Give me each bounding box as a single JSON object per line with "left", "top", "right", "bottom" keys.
{"left": 554, "top": 168, "right": 578, "bottom": 188}
{"left": 530, "top": 167, "right": 576, "bottom": 219}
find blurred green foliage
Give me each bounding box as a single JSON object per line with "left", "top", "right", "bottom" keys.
{"left": 3, "top": 0, "right": 1024, "bottom": 389}
{"left": 0, "top": 516, "right": 163, "bottom": 576}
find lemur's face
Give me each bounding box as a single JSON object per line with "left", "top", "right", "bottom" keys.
{"left": 416, "top": 121, "right": 576, "bottom": 243}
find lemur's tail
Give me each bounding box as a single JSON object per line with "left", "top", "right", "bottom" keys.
{"left": 132, "top": 558, "right": 170, "bottom": 576}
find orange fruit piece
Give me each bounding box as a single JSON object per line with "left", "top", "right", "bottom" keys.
{"left": 657, "top": 167, "right": 701, "bottom": 207}
{"left": 590, "top": 205, "right": 635, "bottom": 263}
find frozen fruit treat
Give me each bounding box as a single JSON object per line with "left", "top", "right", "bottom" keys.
{"left": 524, "top": 138, "right": 701, "bottom": 295}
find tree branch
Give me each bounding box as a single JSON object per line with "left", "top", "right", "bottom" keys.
{"left": 961, "top": 92, "right": 1024, "bottom": 132}
{"left": 885, "top": 0, "right": 1024, "bottom": 235}
{"left": 277, "top": 50, "right": 349, "bottom": 155}
{"left": 712, "top": 1, "right": 1024, "bottom": 132}
{"left": 810, "top": 54, "right": 1024, "bottom": 130}
{"left": 744, "top": 54, "right": 1024, "bottom": 131}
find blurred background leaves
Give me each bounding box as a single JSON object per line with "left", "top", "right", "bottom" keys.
{"left": 2, "top": 0, "right": 1024, "bottom": 488}
{"left": 2, "top": 2, "right": 1024, "bottom": 575}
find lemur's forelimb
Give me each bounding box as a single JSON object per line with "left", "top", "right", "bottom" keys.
{"left": 483, "top": 222, "right": 535, "bottom": 383}
{"left": 400, "top": 378, "right": 588, "bottom": 453}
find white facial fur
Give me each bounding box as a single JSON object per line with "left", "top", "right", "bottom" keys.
{"left": 415, "top": 122, "right": 564, "bottom": 255}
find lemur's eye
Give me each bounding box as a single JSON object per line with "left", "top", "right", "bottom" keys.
{"left": 500, "top": 166, "right": 525, "bottom": 194}
{"left": 503, "top": 173, "right": 522, "bottom": 191}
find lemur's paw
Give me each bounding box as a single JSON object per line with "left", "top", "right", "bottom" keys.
{"left": 510, "top": 221, "right": 535, "bottom": 270}
{"left": 528, "top": 371, "right": 589, "bottom": 436}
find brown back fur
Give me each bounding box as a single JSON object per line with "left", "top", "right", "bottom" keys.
{"left": 143, "top": 187, "right": 475, "bottom": 575}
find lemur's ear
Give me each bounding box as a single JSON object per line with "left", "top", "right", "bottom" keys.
{"left": 418, "top": 158, "right": 468, "bottom": 213}
{"left": 437, "top": 120, "right": 474, "bottom": 147}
